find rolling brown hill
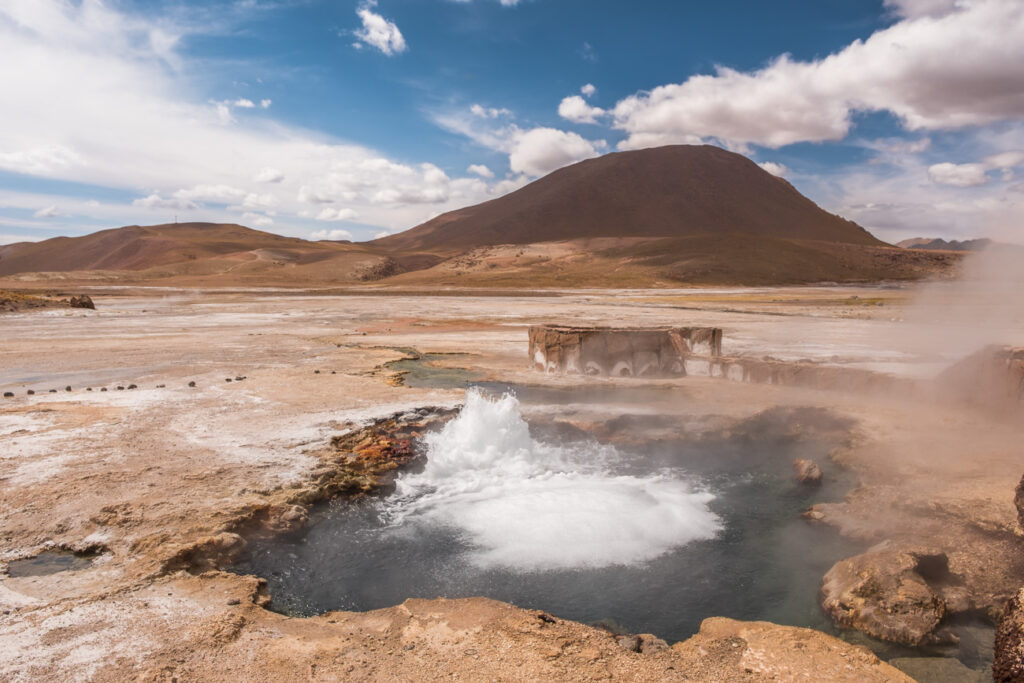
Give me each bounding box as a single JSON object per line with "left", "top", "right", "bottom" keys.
{"left": 0, "top": 223, "right": 389, "bottom": 286}
{"left": 372, "top": 145, "right": 883, "bottom": 254}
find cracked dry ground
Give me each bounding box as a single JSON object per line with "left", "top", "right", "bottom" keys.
{"left": 1, "top": 290, "right": 1021, "bottom": 681}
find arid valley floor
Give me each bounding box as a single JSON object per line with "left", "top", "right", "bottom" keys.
{"left": 2, "top": 286, "right": 1022, "bottom": 682}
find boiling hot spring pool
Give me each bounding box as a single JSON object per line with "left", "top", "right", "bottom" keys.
{"left": 235, "top": 388, "right": 869, "bottom": 642}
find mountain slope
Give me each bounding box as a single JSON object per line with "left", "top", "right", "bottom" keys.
{"left": 896, "top": 237, "right": 993, "bottom": 251}
{"left": 372, "top": 145, "right": 883, "bottom": 254}
{"left": 0, "top": 223, "right": 388, "bottom": 285}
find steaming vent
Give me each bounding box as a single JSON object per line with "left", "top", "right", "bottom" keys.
{"left": 387, "top": 390, "right": 722, "bottom": 570}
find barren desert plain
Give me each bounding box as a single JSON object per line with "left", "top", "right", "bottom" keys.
{"left": 1, "top": 283, "right": 1022, "bottom": 682}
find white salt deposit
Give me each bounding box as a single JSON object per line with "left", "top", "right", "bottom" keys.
{"left": 388, "top": 390, "right": 721, "bottom": 571}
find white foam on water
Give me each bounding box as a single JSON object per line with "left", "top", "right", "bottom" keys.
{"left": 387, "top": 390, "right": 721, "bottom": 571}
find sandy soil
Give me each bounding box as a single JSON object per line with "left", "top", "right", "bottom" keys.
{"left": 0, "top": 287, "right": 1020, "bottom": 681}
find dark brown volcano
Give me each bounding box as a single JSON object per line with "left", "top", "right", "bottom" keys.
{"left": 372, "top": 145, "right": 883, "bottom": 253}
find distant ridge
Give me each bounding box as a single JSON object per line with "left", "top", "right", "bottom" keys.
{"left": 896, "top": 237, "right": 993, "bottom": 252}
{"left": 0, "top": 222, "right": 386, "bottom": 285}
{"left": 0, "top": 147, "right": 961, "bottom": 288}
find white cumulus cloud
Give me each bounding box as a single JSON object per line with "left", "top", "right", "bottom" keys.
{"left": 354, "top": 1, "right": 407, "bottom": 56}
{"left": 558, "top": 95, "right": 605, "bottom": 124}
{"left": 580, "top": 83, "right": 596, "bottom": 97}
{"left": 311, "top": 228, "right": 354, "bottom": 240}
{"left": 612, "top": 0, "right": 1024, "bottom": 150}
{"left": 33, "top": 205, "right": 60, "bottom": 218}
{"left": 757, "top": 162, "right": 789, "bottom": 177}
{"left": 928, "top": 162, "right": 990, "bottom": 187}
{"left": 467, "top": 164, "right": 494, "bottom": 178}
{"left": 315, "top": 208, "right": 359, "bottom": 222}
{"left": 509, "top": 128, "right": 605, "bottom": 177}
{"left": 254, "top": 167, "right": 285, "bottom": 183}
{"left": 241, "top": 211, "right": 273, "bottom": 228}
{"left": 132, "top": 194, "right": 199, "bottom": 211}
{"left": 470, "top": 104, "right": 511, "bottom": 119}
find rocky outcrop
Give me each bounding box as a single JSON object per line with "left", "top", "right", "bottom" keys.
{"left": 68, "top": 294, "right": 95, "bottom": 309}
{"left": 995, "top": 585, "right": 1024, "bottom": 682}
{"left": 528, "top": 325, "right": 721, "bottom": 377}
{"left": 794, "top": 458, "right": 823, "bottom": 485}
{"left": 821, "top": 544, "right": 960, "bottom": 646}
{"left": 673, "top": 617, "right": 913, "bottom": 681}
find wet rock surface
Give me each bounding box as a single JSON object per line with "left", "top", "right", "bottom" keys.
{"left": 821, "top": 544, "right": 954, "bottom": 646}
{"left": 794, "top": 458, "right": 823, "bottom": 485}
{"left": 994, "top": 585, "right": 1024, "bottom": 682}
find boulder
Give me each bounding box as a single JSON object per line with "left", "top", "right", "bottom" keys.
{"left": 995, "top": 585, "right": 1024, "bottom": 682}
{"left": 821, "top": 544, "right": 952, "bottom": 646}
{"left": 68, "top": 295, "right": 95, "bottom": 309}
{"left": 673, "top": 617, "right": 913, "bottom": 681}
{"left": 794, "top": 458, "right": 824, "bottom": 485}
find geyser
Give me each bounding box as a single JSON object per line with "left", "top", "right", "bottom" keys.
{"left": 386, "top": 389, "right": 722, "bottom": 570}
{"left": 235, "top": 389, "right": 860, "bottom": 642}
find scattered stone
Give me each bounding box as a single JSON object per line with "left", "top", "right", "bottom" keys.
{"left": 117, "top": 386, "right": 125, "bottom": 391}
{"left": 3, "top": 391, "right": 13, "bottom": 398}
{"left": 68, "top": 294, "right": 95, "bottom": 309}
{"left": 86, "top": 387, "right": 92, "bottom": 391}
{"left": 821, "top": 544, "right": 950, "bottom": 646}
{"left": 234, "top": 376, "right": 244, "bottom": 381}
{"left": 127, "top": 384, "right": 137, "bottom": 390}
{"left": 156, "top": 384, "right": 165, "bottom": 388}
{"left": 616, "top": 635, "right": 640, "bottom": 652}
{"left": 637, "top": 634, "right": 669, "bottom": 654}
{"left": 26, "top": 390, "right": 34, "bottom": 395}
{"left": 188, "top": 381, "right": 196, "bottom": 387}
{"left": 65, "top": 386, "right": 72, "bottom": 392}
{"left": 794, "top": 458, "right": 824, "bottom": 485}
{"left": 100, "top": 387, "right": 108, "bottom": 392}
{"left": 226, "top": 598, "right": 241, "bottom": 606}
{"left": 314, "top": 370, "right": 321, "bottom": 374}
{"left": 225, "top": 378, "right": 232, "bottom": 382}
{"left": 995, "top": 585, "right": 1024, "bottom": 682}
{"left": 49, "top": 389, "right": 57, "bottom": 393}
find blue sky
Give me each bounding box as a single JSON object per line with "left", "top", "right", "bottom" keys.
{"left": 1, "top": 0, "right": 1023, "bottom": 245}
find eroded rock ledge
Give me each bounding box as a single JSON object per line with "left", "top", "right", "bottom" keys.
{"left": 529, "top": 325, "right": 722, "bottom": 377}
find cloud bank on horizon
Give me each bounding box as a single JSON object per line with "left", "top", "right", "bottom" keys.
{"left": 1, "top": 0, "right": 1023, "bottom": 245}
